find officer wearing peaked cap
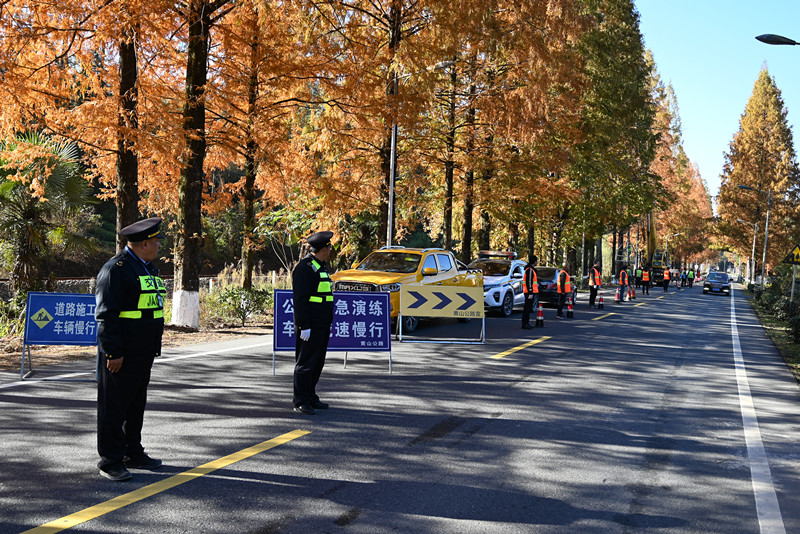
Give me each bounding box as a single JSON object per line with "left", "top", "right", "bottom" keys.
{"left": 292, "top": 231, "right": 335, "bottom": 415}
{"left": 94, "top": 217, "right": 166, "bottom": 481}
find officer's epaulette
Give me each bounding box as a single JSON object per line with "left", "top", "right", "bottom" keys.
{"left": 114, "top": 251, "right": 132, "bottom": 268}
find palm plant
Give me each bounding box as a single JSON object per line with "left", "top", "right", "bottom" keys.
{"left": 0, "top": 132, "right": 95, "bottom": 295}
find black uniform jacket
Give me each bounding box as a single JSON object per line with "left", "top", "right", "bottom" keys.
{"left": 95, "top": 249, "right": 164, "bottom": 360}
{"left": 292, "top": 254, "right": 335, "bottom": 330}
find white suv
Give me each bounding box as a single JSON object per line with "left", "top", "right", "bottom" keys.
{"left": 467, "top": 252, "right": 527, "bottom": 317}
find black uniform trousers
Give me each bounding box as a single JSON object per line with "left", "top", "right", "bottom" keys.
{"left": 293, "top": 325, "right": 331, "bottom": 406}
{"left": 642, "top": 281, "right": 650, "bottom": 294}
{"left": 589, "top": 286, "right": 598, "bottom": 307}
{"left": 557, "top": 293, "right": 566, "bottom": 316}
{"left": 97, "top": 354, "right": 154, "bottom": 469}
{"left": 521, "top": 294, "right": 538, "bottom": 326}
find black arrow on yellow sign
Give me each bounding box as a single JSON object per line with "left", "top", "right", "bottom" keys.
{"left": 783, "top": 244, "right": 800, "bottom": 265}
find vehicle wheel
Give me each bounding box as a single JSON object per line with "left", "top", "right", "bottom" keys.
{"left": 402, "top": 316, "right": 419, "bottom": 333}
{"left": 500, "top": 291, "right": 514, "bottom": 317}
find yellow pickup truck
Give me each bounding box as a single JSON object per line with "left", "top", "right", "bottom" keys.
{"left": 330, "top": 246, "right": 483, "bottom": 332}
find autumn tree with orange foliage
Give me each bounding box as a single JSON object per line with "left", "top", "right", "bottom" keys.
{"left": 645, "top": 71, "right": 713, "bottom": 269}
{"left": 718, "top": 67, "right": 800, "bottom": 273}
{"left": 0, "top": 0, "right": 179, "bottom": 248}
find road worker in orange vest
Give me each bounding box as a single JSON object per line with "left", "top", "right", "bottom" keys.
{"left": 556, "top": 263, "right": 571, "bottom": 319}
{"left": 619, "top": 265, "right": 629, "bottom": 302}
{"left": 662, "top": 267, "right": 670, "bottom": 291}
{"left": 589, "top": 260, "right": 602, "bottom": 308}
{"left": 641, "top": 264, "right": 652, "bottom": 295}
{"left": 522, "top": 255, "right": 539, "bottom": 329}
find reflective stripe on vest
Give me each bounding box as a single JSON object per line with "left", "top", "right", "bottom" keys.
{"left": 664, "top": 270, "right": 670, "bottom": 280}
{"left": 524, "top": 268, "right": 538, "bottom": 294}
{"left": 620, "top": 271, "right": 628, "bottom": 285}
{"left": 119, "top": 275, "right": 165, "bottom": 319}
{"left": 310, "top": 259, "right": 334, "bottom": 303}
{"left": 642, "top": 271, "right": 650, "bottom": 281}
{"left": 119, "top": 310, "right": 164, "bottom": 319}
{"left": 558, "top": 271, "right": 571, "bottom": 293}
{"left": 592, "top": 268, "right": 601, "bottom": 286}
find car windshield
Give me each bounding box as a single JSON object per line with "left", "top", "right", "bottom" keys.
{"left": 356, "top": 251, "right": 421, "bottom": 273}
{"left": 707, "top": 273, "right": 727, "bottom": 282}
{"left": 468, "top": 260, "right": 510, "bottom": 276}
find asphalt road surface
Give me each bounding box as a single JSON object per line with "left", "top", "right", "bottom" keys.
{"left": 1, "top": 283, "right": 799, "bottom": 533}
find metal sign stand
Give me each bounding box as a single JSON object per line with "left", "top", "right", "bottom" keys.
{"left": 271, "top": 290, "right": 392, "bottom": 374}
{"left": 21, "top": 292, "right": 98, "bottom": 382}
{"left": 396, "top": 285, "right": 486, "bottom": 345}
{"left": 397, "top": 313, "right": 485, "bottom": 344}
{"left": 20, "top": 345, "right": 97, "bottom": 382}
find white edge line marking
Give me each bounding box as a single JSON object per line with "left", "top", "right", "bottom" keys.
{"left": 730, "top": 289, "right": 786, "bottom": 533}
{"left": 0, "top": 341, "right": 273, "bottom": 390}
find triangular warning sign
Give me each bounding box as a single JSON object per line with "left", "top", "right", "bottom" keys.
{"left": 783, "top": 244, "right": 800, "bottom": 265}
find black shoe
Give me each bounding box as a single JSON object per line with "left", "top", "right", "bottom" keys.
{"left": 294, "top": 402, "right": 315, "bottom": 415}
{"left": 100, "top": 465, "right": 132, "bottom": 481}
{"left": 311, "top": 400, "right": 329, "bottom": 410}
{"left": 124, "top": 453, "right": 162, "bottom": 470}
{"left": 522, "top": 324, "right": 533, "bottom": 329}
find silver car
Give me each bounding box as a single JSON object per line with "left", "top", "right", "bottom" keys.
{"left": 467, "top": 256, "right": 527, "bottom": 317}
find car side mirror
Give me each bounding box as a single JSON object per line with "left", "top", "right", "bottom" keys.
{"left": 422, "top": 267, "right": 438, "bottom": 276}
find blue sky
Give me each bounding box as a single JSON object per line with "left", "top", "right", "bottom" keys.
{"left": 635, "top": 1, "right": 800, "bottom": 204}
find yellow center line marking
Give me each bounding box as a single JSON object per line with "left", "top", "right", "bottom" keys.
{"left": 657, "top": 295, "right": 665, "bottom": 299}
{"left": 634, "top": 302, "right": 646, "bottom": 307}
{"left": 592, "top": 312, "right": 616, "bottom": 321}
{"left": 24, "top": 429, "right": 310, "bottom": 534}
{"left": 491, "top": 336, "right": 550, "bottom": 359}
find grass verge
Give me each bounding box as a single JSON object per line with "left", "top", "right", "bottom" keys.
{"left": 747, "top": 296, "right": 800, "bottom": 384}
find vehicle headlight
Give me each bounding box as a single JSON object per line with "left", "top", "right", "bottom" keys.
{"left": 379, "top": 283, "right": 401, "bottom": 292}
{"left": 484, "top": 283, "right": 499, "bottom": 291}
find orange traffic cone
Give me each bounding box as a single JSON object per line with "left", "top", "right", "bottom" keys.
{"left": 630, "top": 285, "right": 636, "bottom": 300}
{"left": 598, "top": 292, "right": 604, "bottom": 310}
{"left": 535, "top": 304, "right": 544, "bottom": 327}
{"left": 567, "top": 296, "right": 574, "bottom": 318}
{"left": 614, "top": 287, "right": 621, "bottom": 303}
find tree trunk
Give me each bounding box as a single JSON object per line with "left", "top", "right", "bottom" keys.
{"left": 173, "top": 1, "right": 215, "bottom": 328}
{"left": 527, "top": 225, "right": 536, "bottom": 263}
{"left": 479, "top": 209, "right": 491, "bottom": 250}
{"left": 508, "top": 222, "right": 519, "bottom": 253}
{"left": 611, "top": 227, "right": 618, "bottom": 277}
{"left": 460, "top": 64, "right": 477, "bottom": 264}
{"left": 116, "top": 25, "right": 139, "bottom": 253}
{"left": 380, "top": 1, "right": 402, "bottom": 248}
{"left": 241, "top": 17, "right": 260, "bottom": 290}
{"left": 443, "top": 60, "right": 456, "bottom": 250}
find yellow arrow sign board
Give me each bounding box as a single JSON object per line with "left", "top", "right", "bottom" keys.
{"left": 400, "top": 285, "right": 484, "bottom": 319}
{"left": 783, "top": 244, "right": 800, "bottom": 265}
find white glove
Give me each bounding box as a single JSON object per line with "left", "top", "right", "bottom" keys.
{"left": 299, "top": 329, "right": 311, "bottom": 341}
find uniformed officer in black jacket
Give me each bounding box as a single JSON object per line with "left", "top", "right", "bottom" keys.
{"left": 292, "top": 231, "right": 335, "bottom": 415}
{"left": 95, "top": 217, "right": 166, "bottom": 481}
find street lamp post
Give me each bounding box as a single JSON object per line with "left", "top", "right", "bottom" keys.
{"left": 737, "top": 218, "right": 758, "bottom": 285}
{"left": 738, "top": 185, "right": 772, "bottom": 289}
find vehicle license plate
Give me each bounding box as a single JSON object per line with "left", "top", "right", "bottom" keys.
{"left": 712, "top": 288, "right": 719, "bottom": 292}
